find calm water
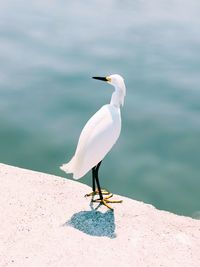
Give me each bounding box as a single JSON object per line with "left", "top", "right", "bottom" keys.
{"left": 0, "top": 0, "right": 200, "bottom": 217}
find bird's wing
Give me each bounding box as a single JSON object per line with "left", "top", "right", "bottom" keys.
{"left": 72, "top": 104, "right": 121, "bottom": 178}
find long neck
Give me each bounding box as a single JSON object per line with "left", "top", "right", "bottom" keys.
{"left": 110, "top": 88, "right": 125, "bottom": 108}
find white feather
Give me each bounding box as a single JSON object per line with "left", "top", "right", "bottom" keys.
{"left": 60, "top": 104, "right": 121, "bottom": 179}
{"left": 60, "top": 74, "right": 126, "bottom": 179}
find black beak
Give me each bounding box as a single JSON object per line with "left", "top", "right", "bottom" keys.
{"left": 92, "top": 76, "right": 108, "bottom": 82}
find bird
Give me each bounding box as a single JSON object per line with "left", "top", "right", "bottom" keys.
{"left": 60, "top": 74, "right": 126, "bottom": 209}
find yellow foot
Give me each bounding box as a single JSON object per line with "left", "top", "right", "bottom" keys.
{"left": 85, "top": 189, "right": 110, "bottom": 197}
{"left": 92, "top": 195, "right": 123, "bottom": 210}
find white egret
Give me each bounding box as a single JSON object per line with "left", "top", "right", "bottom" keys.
{"left": 60, "top": 74, "right": 126, "bottom": 209}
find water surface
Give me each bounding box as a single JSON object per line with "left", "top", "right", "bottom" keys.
{"left": 0, "top": 0, "right": 200, "bottom": 217}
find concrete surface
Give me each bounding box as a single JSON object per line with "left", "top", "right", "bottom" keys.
{"left": 0, "top": 163, "right": 200, "bottom": 267}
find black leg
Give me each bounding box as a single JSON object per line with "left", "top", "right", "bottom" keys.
{"left": 92, "top": 161, "right": 102, "bottom": 193}
{"left": 88, "top": 160, "right": 122, "bottom": 210}
{"left": 95, "top": 161, "right": 102, "bottom": 172}
{"left": 92, "top": 167, "right": 96, "bottom": 192}
{"left": 94, "top": 161, "right": 103, "bottom": 200}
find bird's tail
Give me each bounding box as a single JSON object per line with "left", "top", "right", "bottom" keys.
{"left": 60, "top": 163, "right": 71, "bottom": 173}
{"left": 60, "top": 157, "right": 82, "bottom": 180}
{"left": 60, "top": 156, "right": 74, "bottom": 173}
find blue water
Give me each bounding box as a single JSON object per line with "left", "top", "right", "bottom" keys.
{"left": 0, "top": 0, "right": 200, "bottom": 217}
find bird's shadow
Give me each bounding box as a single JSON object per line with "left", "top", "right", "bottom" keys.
{"left": 64, "top": 203, "right": 116, "bottom": 239}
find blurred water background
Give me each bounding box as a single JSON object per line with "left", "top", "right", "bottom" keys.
{"left": 0, "top": 0, "right": 200, "bottom": 217}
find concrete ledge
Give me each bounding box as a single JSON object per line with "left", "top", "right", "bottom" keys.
{"left": 0, "top": 163, "right": 200, "bottom": 267}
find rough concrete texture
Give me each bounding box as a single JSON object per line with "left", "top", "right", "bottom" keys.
{"left": 0, "top": 163, "right": 200, "bottom": 267}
